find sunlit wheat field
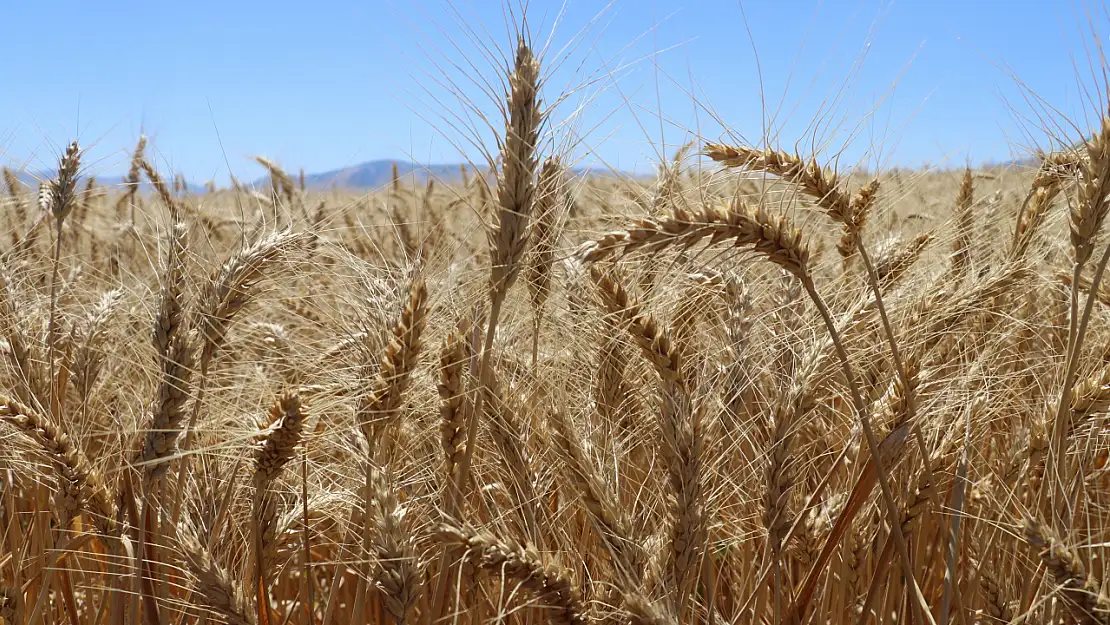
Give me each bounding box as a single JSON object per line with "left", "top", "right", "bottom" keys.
{"left": 4, "top": 3, "right": 1110, "bottom": 625}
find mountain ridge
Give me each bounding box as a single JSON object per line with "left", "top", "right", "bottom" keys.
{"left": 5, "top": 158, "right": 633, "bottom": 193}
{"left": 257, "top": 159, "right": 628, "bottom": 190}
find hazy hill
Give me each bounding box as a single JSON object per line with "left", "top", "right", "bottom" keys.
{"left": 5, "top": 159, "right": 631, "bottom": 194}
{"left": 10, "top": 171, "right": 207, "bottom": 195}
{"left": 289, "top": 160, "right": 469, "bottom": 189}
{"left": 259, "top": 159, "right": 629, "bottom": 190}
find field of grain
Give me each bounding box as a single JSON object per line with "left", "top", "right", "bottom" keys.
{"left": 2, "top": 25, "right": 1110, "bottom": 625}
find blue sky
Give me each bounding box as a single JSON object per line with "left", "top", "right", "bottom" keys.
{"left": 1, "top": 1, "right": 1106, "bottom": 182}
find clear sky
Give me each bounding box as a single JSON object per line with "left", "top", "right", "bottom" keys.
{"left": 1, "top": 1, "right": 1106, "bottom": 182}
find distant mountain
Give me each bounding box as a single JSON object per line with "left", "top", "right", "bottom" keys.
{"left": 254, "top": 159, "right": 632, "bottom": 190}
{"left": 286, "top": 160, "right": 470, "bottom": 190}
{"left": 9, "top": 171, "right": 207, "bottom": 195}
{"left": 3, "top": 159, "right": 630, "bottom": 196}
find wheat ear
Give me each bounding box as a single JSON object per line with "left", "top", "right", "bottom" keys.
{"left": 3, "top": 168, "right": 26, "bottom": 227}
{"left": 453, "top": 37, "right": 543, "bottom": 497}
{"left": 704, "top": 143, "right": 851, "bottom": 221}
{"left": 181, "top": 532, "right": 255, "bottom": 625}
{"left": 950, "top": 168, "right": 974, "bottom": 279}
{"left": 548, "top": 407, "right": 643, "bottom": 581}
{"left": 440, "top": 41, "right": 543, "bottom": 619}
{"left": 1022, "top": 517, "right": 1110, "bottom": 624}
{"left": 874, "top": 232, "right": 935, "bottom": 291}
{"left": 838, "top": 179, "right": 879, "bottom": 264}
{"left": 487, "top": 37, "right": 542, "bottom": 301}
{"left": 366, "top": 467, "right": 423, "bottom": 625}
{"left": 590, "top": 266, "right": 704, "bottom": 615}
{"left": 170, "top": 229, "right": 314, "bottom": 527}
{"left": 0, "top": 395, "right": 115, "bottom": 537}
{"left": 41, "top": 141, "right": 81, "bottom": 419}
{"left": 252, "top": 390, "right": 308, "bottom": 610}
{"left": 438, "top": 524, "right": 587, "bottom": 625}
{"left": 71, "top": 289, "right": 124, "bottom": 410}
{"left": 355, "top": 276, "right": 428, "bottom": 449}
{"left": 124, "top": 136, "right": 147, "bottom": 225}
{"left": 139, "top": 223, "right": 193, "bottom": 482}
{"left": 197, "top": 230, "right": 316, "bottom": 371}
{"left": 579, "top": 199, "right": 810, "bottom": 284}
{"left": 438, "top": 321, "right": 470, "bottom": 484}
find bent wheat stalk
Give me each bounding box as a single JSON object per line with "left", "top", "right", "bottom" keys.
{"left": 169, "top": 229, "right": 314, "bottom": 529}
{"left": 579, "top": 197, "right": 933, "bottom": 625}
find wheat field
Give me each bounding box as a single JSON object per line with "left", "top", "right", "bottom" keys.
{"left": 1, "top": 22, "right": 1109, "bottom": 625}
